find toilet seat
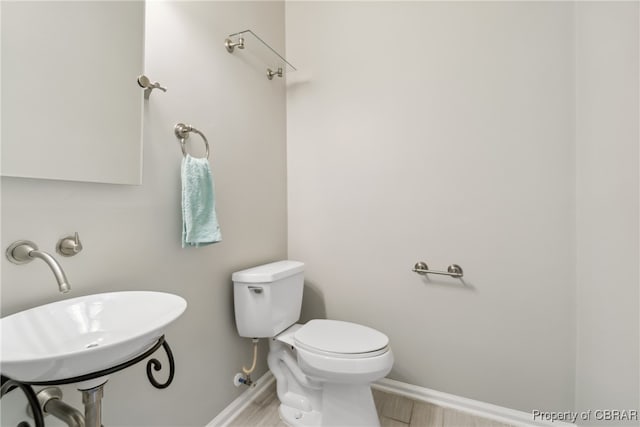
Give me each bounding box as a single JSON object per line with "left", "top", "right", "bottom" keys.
{"left": 294, "top": 319, "right": 389, "bottom": 359}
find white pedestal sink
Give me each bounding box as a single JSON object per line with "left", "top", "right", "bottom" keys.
{"left": 0, "top": 291, "right": 187, "bottom": 383}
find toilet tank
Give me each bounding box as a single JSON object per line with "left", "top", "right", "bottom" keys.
{"left": 232, "top": 260, "right": 305, "bottom": 338}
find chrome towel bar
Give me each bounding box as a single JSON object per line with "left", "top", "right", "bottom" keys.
{"left": 412, "top": 261, "right": 463, "bottom": 278}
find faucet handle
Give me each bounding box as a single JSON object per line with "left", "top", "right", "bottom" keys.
{"left": 57, "top": 232, "right": 83, "bottom": 257}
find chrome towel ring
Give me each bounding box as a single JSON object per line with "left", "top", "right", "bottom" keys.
{"left": 174, "top": 123, "right": 210, "bottom": 159}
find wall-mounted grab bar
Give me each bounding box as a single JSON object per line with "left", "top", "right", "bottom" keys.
{"left": 412, "top": 261, "right": 463, "bottom": 278}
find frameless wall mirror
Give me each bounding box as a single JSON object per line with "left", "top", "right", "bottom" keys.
{"left": 1, "top": 1, "right": 144, "bottom": 185}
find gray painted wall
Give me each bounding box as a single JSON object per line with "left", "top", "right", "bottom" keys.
{"left": 1, "top": 2, "right": 286, "bottom": 425}
{"left": 287, "top": 0, "right": 638, "bottom": 416}
{"left": 575, "top": 2, "right": 640, "bottom": 423}
{"left": 1, "top": 2, "right": 637, "bottom": 425}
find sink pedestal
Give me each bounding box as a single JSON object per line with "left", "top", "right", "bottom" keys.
{"left": 81, "top": 383, "right": 105, "bottom": 427}
{"left": 28, "top": 382, "right": 107, "bottom": 427}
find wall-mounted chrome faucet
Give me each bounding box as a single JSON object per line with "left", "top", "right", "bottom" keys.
{"left": 6, "top": 240, "right": 71, "bottom": 293}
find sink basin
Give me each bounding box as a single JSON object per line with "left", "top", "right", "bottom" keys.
{"left": 0, "top": 291, "right": 187, "bottom": 383}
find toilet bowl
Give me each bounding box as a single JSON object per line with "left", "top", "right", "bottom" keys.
{"left": 293, "top": 319, "right": 392, "bottom": 383}
{"left": 233, "top": 261, "right": 394, "bottom": 427}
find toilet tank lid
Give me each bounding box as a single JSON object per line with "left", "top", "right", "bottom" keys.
{"left": 232, "top": 260, "right": 305, "bottom": 283}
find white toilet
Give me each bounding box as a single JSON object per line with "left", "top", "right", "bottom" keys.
{"left": 233, "top": 260, "right": 394, "bottom": 427}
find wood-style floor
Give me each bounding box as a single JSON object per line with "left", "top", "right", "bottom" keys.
{"left": 228, "top": 382, "right": 514, "bottom": 427}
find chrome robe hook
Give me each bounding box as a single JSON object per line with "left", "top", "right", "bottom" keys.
{"left": 137, "top": 75, "right": 167, "bottom": 99}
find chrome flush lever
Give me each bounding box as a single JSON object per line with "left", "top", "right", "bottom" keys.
{"left": 57, "top": 232, "right": 83, "bottom": 257}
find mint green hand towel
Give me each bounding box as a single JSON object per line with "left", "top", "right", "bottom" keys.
{"left": 181, "top": 154, "right": 222, "bottom": 248}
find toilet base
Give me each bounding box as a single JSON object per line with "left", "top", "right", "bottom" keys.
{"left": 279, "top": 404, "right": 322, "bottom": 427}
{"left": 276, "top": 384, "right": 381, "bottom": 427}
{"left": 269, "top": 334, "right": 385, "bottom": 427}
{"left": 321, "top": 383, "right": 380, "bottom": 427}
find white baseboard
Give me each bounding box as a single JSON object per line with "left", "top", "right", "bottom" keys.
{"left": 207, "top": 371, "right": 575, "bottom": 427}
{"left": 372, "top": 377, "right": 575, "bottom": 427}
{"left": 206, "top": 371, "right": 276, "bottom": 427}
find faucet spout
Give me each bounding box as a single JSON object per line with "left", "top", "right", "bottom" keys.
{"left": 29, "top": 249, "right": 71, "bottom": 293}
{"left": 6, "top": 240, "right": 71, "bottom": 293}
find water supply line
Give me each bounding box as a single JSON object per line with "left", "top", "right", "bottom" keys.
{"left": 234, "top": 338, "right": 259, "bottom": 387}
{"left": 243, "top": 339, "right": 259, "bottom": 375}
